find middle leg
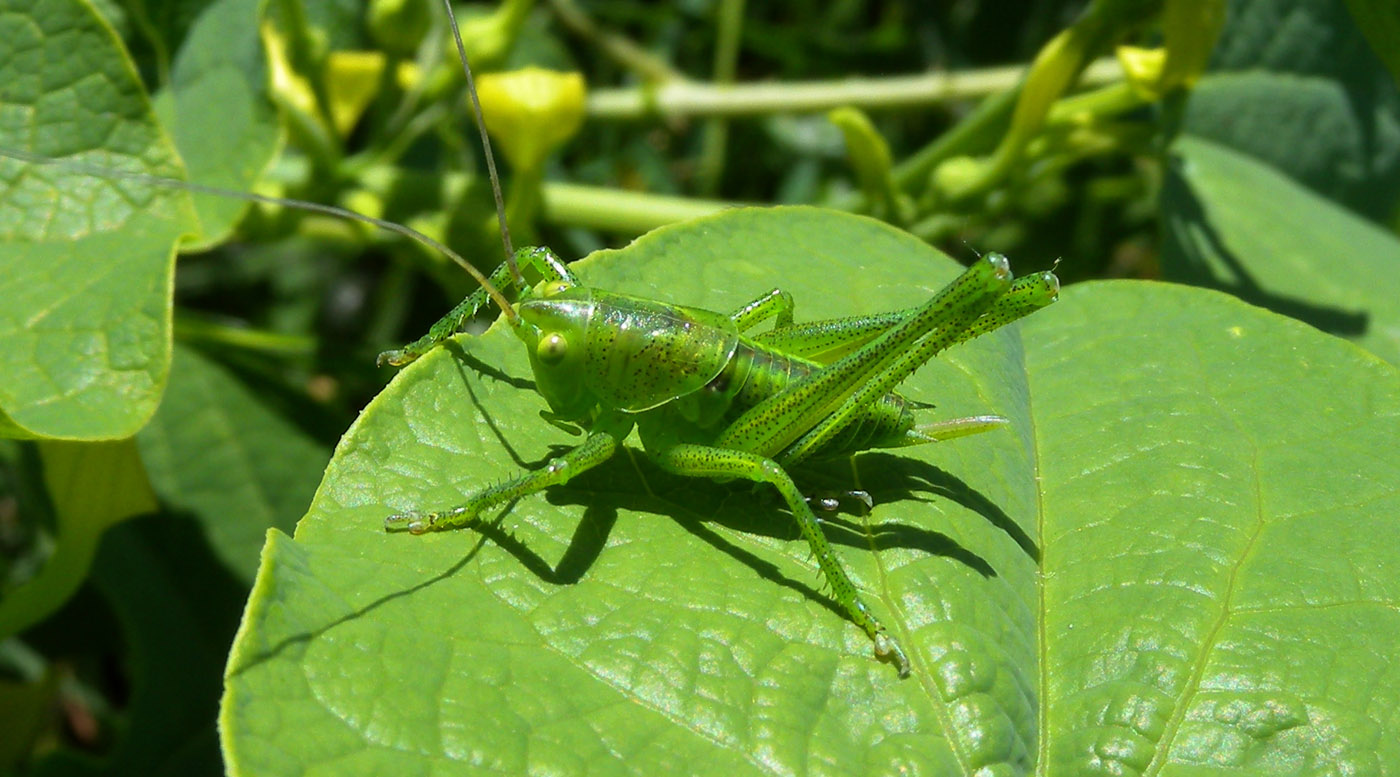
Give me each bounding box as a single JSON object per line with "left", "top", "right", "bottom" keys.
{"left": 652, "top": 441, "right": 912, "bottom": 677}
{"left": 386, "top": 426, "right": 621, "bottom": 534}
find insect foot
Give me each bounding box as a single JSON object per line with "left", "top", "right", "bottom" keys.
{"left": 384, "top": 505, "right": 477, "bottom": 534}
{"left": 375, "top": 348, "right": 412, "bottom": 368}
{"left": 384, "top": 511, "right": 436, "bottom": 534}
{"left": 853, "top": 599, "right": 911, "bottom": 677}
{"left": 874, "top": 630, "right": 912, "bottom": 679}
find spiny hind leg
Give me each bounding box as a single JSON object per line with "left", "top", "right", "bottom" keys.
{"left": 730, "top": 291, "right": 908, "bottom": 364}
{"left": 728, "top": 288, "right": 794, "bottom": 332}
{"left": 652, "top": 442, "right": 911, "bottom": 677}
{"left": 778, "top": 258, "right": 1060, "bottom": 467}
{"left": 717, "top": 254, "right": 1014, "bottom": 463}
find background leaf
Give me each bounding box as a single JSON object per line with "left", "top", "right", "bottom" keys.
{"left": 152, "top": 0, "right": 280, "bottom": 248}
{"left": 1343, "top": 0, "right": 1400, "bottom": 89}
{"left": 1160, "top": 0, "right": 1400, "bottom": 368}
{"left": 223, "top": 208, "right": 1400, "bottom": 775}
{"left": 1027, "top": 280, "right": 1400, "bottom": 774}
{"left": 137, "top": 345, "right": 330, "bottom": 583}
{"left": 0, "top": 0, "right": 279, "bottom": 441}
{"left": 0, "top": 0, "right": 193, "bottom": 439}
{"left": 37, "top": 514, "right": 250, "bottom": 777}
{"left": 1162, "top": 135, "right": 1400, "bottom": 364}
{"left": 0, "top": 440, "right": 156, "bottom": 639}
{"left": 1183, "top": 0, "right": 1400, "bottom": 224}
{"left": 2, "top": 345, "right": 334, "bottom": 772}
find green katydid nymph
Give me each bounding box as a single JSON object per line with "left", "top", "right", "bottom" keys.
{"left": 378, "top": 242, "right": 1056, "bottom": 677}
{"left": 370, "top": 0, "right": 1060, "bottom": 679}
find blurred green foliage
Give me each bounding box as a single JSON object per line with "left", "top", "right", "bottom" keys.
{"left": 1, "top": 0, "right": 1398, "bottom": 773}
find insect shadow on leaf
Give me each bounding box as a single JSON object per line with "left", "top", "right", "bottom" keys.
{"left": 231, "top": 535, "right": 492, "bottom": 672}
{"left": 1163, "top": 153, "right": 1368, "bottom": 337}
{"left": 850, "top": 451, "right": 1041, "bottom": 564}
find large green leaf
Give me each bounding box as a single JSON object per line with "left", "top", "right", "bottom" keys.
{"left": 0, "top": 0, "right": 193, "bottom": 439}
{"left": 1027, "top": 282, "right": 1399, "bottom": 774}
{"left": 152, "top": 0, "right": 281, "bottom": 249}
{"left": 1162, "top": 135, "right": 1400, "bottom": 365}
{"left": 222, "top": 208, "right": 1400, "bottom": 775}
{"left": 1344, "top": 0, "right": 1400, "bottom": 88}
{"left": 0, "top": 0, "right": 279, "bottom": 440}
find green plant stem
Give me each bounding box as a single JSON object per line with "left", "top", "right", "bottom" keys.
{"left": 547, "top": 0, "right": 685, "bottom": 83}
{"left": 505, "top": 164, "right": 543, "bottom": 244}
{"left": 367, "top": 102, "right": 451, "bottom": 173}
{"left": 0, "top": 442, "right": 154, "bottom": 640}
{"left": 822, "top": 85, "right": 1020, "bottom": 214}
{"left": 1046, "top": 80, "right": 1146, "bottom": 125}
{"left": 932, "top": 23, "right": 1099, "bottom": 202}
{"left": 123, "top": 0, "right": 172, "bottom": 87}
{"left": 587, "top": 58, "right": 1121, "bottom": 120}
{"left": 695, "top": 0, "right": 745, "bottom": 195}
{"left": 270, "top": 157, "right": 738, "bottom": 237}
{"left": 174, "top": 313, "right": 316, "bottom": 355}
{"left": 0, "top": 522, "right": 100, "bottom": 639}
{"left": 377, "top": 9, "right": 450, "bottom": 151}
{"left": 895, "top": 87, "right": 1020, "bottom": 189}
{"left": 541, "top": 181, "right": 733, "bottom": 233}
{"left": 890, "top": 79, "right": 1145, "bottom": 209}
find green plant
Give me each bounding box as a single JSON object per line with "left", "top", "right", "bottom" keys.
{"left": 2, "top": 0, "right": 1398, "bottom": 774}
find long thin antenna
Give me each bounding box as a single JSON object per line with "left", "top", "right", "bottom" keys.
{"left": 440, "top": 0, "right": 523, "bottom": 288}
{"left": 0, "top": 148, "right": 522, "bottom": 324}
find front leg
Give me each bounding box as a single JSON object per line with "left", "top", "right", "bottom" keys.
{"left": 652, "top": 441, "right": 911, "bottom": 678}
{"left": 386, "top": 427, "right": 620, "bottom": 534}
{"left": 377, "top": 246, "right": 576, "bottom": 367}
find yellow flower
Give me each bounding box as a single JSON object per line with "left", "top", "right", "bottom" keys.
{"left": 476, "top": 69, "right": 586, "bottom": 170}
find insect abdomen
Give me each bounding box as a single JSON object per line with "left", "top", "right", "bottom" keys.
{"left": 707, "top": 338, "right": 917, "bottom": 458}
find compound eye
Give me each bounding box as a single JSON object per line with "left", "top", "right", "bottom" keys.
{"left": 541, "top": 280, "right": 573, "bottom": 297}
{"left": 536, "top": 332, "right": 568, "bottom": 365}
